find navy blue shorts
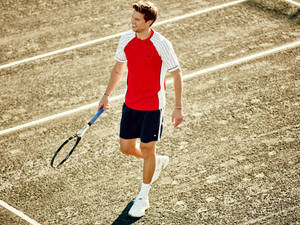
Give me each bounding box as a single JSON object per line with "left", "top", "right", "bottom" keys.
{"left": 120, "top": 104, "right": 164, "bottom": 143}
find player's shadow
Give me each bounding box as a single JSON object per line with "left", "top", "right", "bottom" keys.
{"left": 111, "top": 199, "right": 141, "bottom": 225}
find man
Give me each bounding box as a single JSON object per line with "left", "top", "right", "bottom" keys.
{"left": 98, "top": 0, "right": 183, "bottom": 217}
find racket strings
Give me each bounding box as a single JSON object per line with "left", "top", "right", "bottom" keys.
{"left": 51, "top": 136, "right": 81, "bottom": 168}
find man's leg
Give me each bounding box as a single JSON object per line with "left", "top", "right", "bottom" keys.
{"left": 126, "top": 108, "right": 167, "bottom": 217}
{"left": 127, "top": 140, "right": 169, "bottom": 217}
{"left": 127, "top": 141, "right": 155, "bottom": 218}
{"left": 119, "top": 138, "right": 156, "bottom": 183}
{"left": 140, "top": 141, "right": 156, "bottom": 184}
{"left": 120, "top": 138, "right": 143, "bottom": 158}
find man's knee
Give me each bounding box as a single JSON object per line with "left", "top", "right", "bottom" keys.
{"left": 120, "top": 145, "right": 132, "bottom": 155}
{"left": 120, "top": 143, "right": 131, "bottom": 155}
{"left": 120, "top": 139, "right": 135, "bottom": 155}
{"left": 140, "top": 141, "right": 156, "bottom": 159}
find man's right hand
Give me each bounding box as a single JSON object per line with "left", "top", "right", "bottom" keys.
{"left": 98, "top": 94, "right": 109, "bottom": 111}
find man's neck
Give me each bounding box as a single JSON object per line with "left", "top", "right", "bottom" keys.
{"left": 136, "top": 28, "right": 152, "bottom": 40}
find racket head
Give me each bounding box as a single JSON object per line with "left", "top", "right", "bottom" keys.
{"left": 51, "top": 135, "right": 81, "bottom": 168}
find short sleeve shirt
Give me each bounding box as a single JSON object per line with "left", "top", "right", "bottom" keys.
{"left": 115, "top": 29, "right": 179, "bottom": 110}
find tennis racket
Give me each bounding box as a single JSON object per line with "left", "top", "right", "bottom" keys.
{"left": 50, "top": 106, "right": 104, "bottom": 168}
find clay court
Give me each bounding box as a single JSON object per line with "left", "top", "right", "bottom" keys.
{"left": 0, "top": 0, "right": 299, "bottom": 224}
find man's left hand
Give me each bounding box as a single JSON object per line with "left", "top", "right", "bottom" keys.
{"left": 172, "top": 108, "right": 183, "bottom": 128}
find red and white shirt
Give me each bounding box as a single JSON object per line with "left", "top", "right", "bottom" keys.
{"left": 115, "top": 29, "right": 179, "bottom": 110}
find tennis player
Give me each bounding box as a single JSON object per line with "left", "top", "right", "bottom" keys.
{"left": 98, "top": 0, "right": 183, "bottom": 217}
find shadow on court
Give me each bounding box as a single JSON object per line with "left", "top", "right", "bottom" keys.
{"left": 111, "top": 200, "right": 141, "bottom": 225}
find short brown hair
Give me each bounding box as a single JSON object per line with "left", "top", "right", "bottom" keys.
{"left": 133, "top": 1, "right": 158, "bottom": 25}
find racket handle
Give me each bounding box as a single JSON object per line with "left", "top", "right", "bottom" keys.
{"left": 88, "top": 106, "right": 104, "bottom": 126}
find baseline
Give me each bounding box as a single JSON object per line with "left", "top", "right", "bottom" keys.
{"left": 0, "top": 200, "right": 42, "bottom": 225}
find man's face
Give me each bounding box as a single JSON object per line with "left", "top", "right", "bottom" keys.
{"left": 131, "top": 10, "right": 152, "bottom": 33}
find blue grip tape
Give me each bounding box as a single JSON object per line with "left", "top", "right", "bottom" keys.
{"left": 89, "top": 106, "right": 104, "bottom": 125}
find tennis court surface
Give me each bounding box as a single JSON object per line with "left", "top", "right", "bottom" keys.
{"left": 0, "top": 0, "right": 299, "bottom": 224}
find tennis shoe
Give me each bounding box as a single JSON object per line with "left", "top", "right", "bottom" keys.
{"left": 151, "top": 155, "right": 169, "bottom": 184}
{"left": 128, "top": 196, "right": 150, "bottom": 217}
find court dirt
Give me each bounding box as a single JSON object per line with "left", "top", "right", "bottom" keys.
{"left": 0, "top": 0, "right": 299, "bottom": 224}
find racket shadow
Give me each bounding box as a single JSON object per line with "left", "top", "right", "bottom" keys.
{"left": 111, "top": 199, "right": 141, "bottom": 225}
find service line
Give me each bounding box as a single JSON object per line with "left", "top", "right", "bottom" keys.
{"left": 0, "top": 200, "right": 42, "bottom": 225}
{"left": 0, "top": 40, "right": 299, "bottom": 136}
{"left": 0, "top": 0, "right": 247, "bottom": 70}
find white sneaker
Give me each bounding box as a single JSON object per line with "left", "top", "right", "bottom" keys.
{"left": 128, "top": 196, "right": 150, "bottom": 217}
{"left": 151, "top": 155, "right": 169, "bottom": 184}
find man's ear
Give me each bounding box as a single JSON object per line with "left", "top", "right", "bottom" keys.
{"left": 146, "top": 19, "right": 154, "bottom": 27}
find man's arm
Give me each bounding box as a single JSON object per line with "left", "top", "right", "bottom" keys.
{"left": 170, "top": 68, "right": 183, "bottom": 128}
{"left": 98, "top": 61, "right": 126, "bottom": 111}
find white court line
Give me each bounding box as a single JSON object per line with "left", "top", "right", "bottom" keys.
{"left": 0, "top": 200, "right": 42, "bottom": 225}
{"left": 243, "top": 205, "right": 299, "bottom": 225}
{"left": 0, "top": 40, "right": 299, "bottom": 136}
{"left": 180, "top": 40, "right": 300, "bottom": 81}
{"left": 0, "top": 0, "right": 247, "bottom": 70}
{"left": 284, "top": 0, "right": 300, "bottom": 7}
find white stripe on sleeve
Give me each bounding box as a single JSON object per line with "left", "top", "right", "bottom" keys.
{"left": 115, "top": 31, "right": 135, "bottom": 62}
{"left": 151, "top": 32, "right": 179, "bottom": 72}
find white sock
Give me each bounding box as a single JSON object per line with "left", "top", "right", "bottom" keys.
{"left": 138, "top": 183, "right": 151, "bottom": 199}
